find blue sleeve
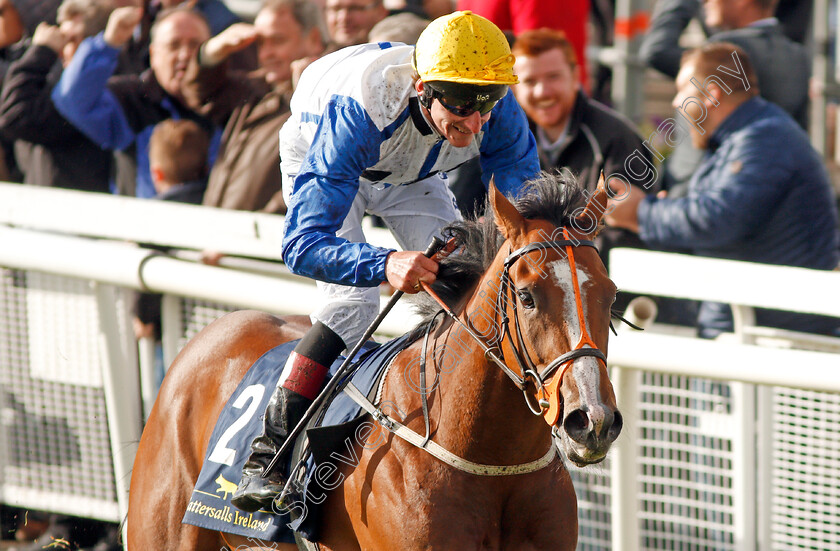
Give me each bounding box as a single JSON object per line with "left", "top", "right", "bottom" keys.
{"left": 638, "top": 126, "right": 794, "bottom": 249}
{"left": 50, "top": 33, "right": 135, "bottom": 151}
{"left": 282, "top": 96, "right": 394, "bottom": 287}
{"left": 477, "top": 90, "right": 540, "bottom": 197}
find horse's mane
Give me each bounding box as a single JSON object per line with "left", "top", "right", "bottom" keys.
{"left": 405, "top": 171, "right": 593, "bottom": 340}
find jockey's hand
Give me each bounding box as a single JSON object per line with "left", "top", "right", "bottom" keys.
{"left": 385, "top": 250, "right": 439, "bottom": 294}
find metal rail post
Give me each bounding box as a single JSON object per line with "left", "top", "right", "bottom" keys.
{"left": 810, "top": 0, "right": 831, "bottom": 154}
{"left": 610, "top": 0, "right": 650, "bottom": 121}
{"left": 94, "top": 283, "right": 143, "bottom": 549}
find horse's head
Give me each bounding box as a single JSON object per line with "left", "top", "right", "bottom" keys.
{"left": 487, "top": 176, "right": 622, "bottom": 466}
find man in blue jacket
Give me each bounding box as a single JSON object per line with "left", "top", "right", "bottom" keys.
{"left": 638, "top": 0, "right": 810, "bottom": 196}
{"left": 231, "top": 11, "right": 540, "bottom": 512}
{"left": 607, "top": 43, "right": 839, "bottom": 339}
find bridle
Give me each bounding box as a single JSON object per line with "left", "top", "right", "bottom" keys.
{"left": 420, "top": 227, "right": 609, "bottom": 427}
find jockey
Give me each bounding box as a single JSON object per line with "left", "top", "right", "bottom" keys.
{"left": 231, "top": 10, "right": 540, "bottom": 512}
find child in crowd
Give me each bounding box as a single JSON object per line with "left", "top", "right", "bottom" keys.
{"left": 133, "top": 119, "right": 209, "bottom": 388}
{"left": 147, "top": 118, "right": 209, "bottom": 203}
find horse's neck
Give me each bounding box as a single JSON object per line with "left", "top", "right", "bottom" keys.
{"left": 414, "top": 280, "right": 552, "bottom": 464}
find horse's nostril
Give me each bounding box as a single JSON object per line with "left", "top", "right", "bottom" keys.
{"left": 563, "top": 409, "right": 589, "bottom": 441}
{"left": 608, "top": 411, "right": 624, "bottom": 441}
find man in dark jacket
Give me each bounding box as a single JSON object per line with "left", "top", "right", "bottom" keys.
{"left": 608, "top": 43, "right": 840, "bottom": 338}
{"left": 639, "top": 0, "right": 811, "bottom": 195}
{"left": 639, "top": 0, "right": 809, "bottom": 127}
{"left": 0, "top": 0, "right": 113, "bottom": 191}
{"left": 511, "top": 28, "right": 652, "bottom": 196}
{"left": 0, "top": 0, "right": 62, "bottom": 181}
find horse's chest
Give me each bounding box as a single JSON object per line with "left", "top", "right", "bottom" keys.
{"left": 356, "top": 467, "right": 575, "bottom": 551}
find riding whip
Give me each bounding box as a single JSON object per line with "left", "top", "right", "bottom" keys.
{"left": 262, "top": 236, "right": 445, "bottom": 478}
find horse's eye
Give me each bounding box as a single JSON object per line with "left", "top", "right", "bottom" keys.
{"left": 517, "top": 288, "right": 535, "bottom": 309}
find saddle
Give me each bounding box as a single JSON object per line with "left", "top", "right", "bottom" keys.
{"left": 182, "top": 335, "right": 412, "bottom": 545}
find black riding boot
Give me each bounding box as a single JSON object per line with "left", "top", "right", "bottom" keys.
{"left": 230, "top": 385, "right": 311, "bottom": 512}
{"left": 231, "top": 322, "right": 345, "bottom": 513}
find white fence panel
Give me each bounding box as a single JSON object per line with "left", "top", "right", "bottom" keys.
{"left": 592, "top": 248, "right": 840, "bottom": 551}
{"left": 0, "top": 271, "right": 134, "bottom": 522}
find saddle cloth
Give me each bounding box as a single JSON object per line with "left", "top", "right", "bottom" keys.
{"left": 181, "top": 334, "right": 411, "bottom": 543}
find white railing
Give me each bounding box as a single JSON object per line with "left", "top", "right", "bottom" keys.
{"left": 606, "top": 248, "right": 840, "bottom": 551}
{"left": 1, "top": 183, "right": 838, "bottom": 550}
{"left": 0, "top": 184, "right": 408, "bottom": 545}
{"left": 608, "top": 248, "right": 840, "bottom": 391}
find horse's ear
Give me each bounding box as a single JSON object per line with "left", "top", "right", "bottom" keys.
{"left": 573, "top": 172, "right": 609, "bottom": 236}
{"left": 489, "top": 178, "right": 526, "bottom": 240}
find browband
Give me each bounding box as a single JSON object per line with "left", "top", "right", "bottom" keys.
{"left": 504, "top": 240, "right": 597, "bottom": 269}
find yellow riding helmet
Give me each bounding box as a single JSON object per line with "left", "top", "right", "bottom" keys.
{"left": 413, "top": 11, "right": 518, "bottom": 86}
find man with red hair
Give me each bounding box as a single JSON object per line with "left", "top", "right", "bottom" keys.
{"left": 511, "top": 28, "right": 653, "bottom": 281}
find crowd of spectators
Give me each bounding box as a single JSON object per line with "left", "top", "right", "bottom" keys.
{"left": 0, "top": 0, "right": 838, "bottom": 548}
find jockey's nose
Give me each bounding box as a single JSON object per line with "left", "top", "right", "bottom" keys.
{"left": 462, "top": 111, "right": 484, "bottom": 134}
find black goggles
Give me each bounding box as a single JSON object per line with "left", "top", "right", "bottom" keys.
{"left": 426, "top": 82, "right": 507, "bottom": 117}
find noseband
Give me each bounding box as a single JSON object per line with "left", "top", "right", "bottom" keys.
{"left": 499, "top": 228, "right": 607, "bottom": 425}
{"left": 423, "top": 228, "right": 607, "bottom": 426}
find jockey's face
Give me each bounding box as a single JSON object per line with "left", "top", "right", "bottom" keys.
{"left": 416, "top": 80, "right": 491, "bottom": 148}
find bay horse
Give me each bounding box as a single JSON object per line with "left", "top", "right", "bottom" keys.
{"left": 126, "top": 176, "right": 622, "bottom": 550}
